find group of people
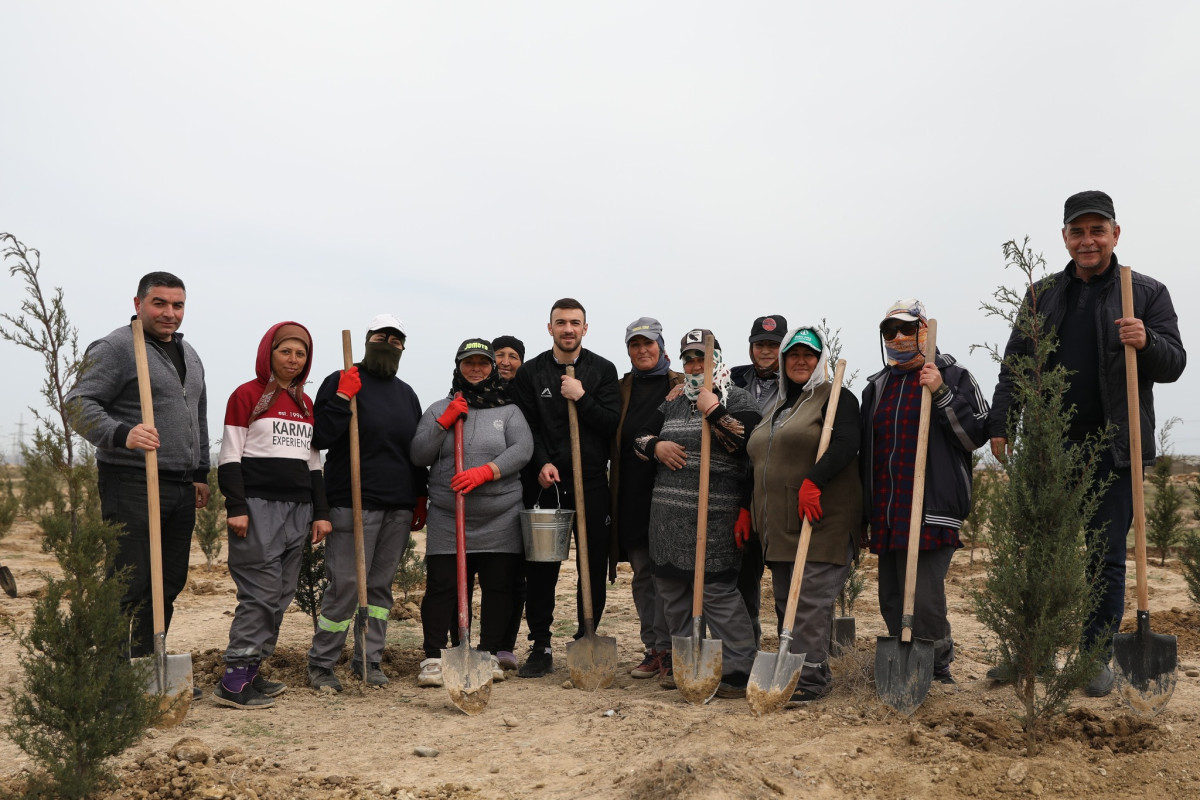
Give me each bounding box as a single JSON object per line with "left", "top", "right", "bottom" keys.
{"left": 63, "top": 189, "right": 1185, "bottom": 711}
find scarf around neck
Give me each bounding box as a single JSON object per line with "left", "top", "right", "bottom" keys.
{"left": 451, "top": 367, "right": 509, "bottom": 409}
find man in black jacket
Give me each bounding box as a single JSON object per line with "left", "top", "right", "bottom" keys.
{"left": 988, "top": 190, "right": 1186, "bottom": 696}
{"left": 511, "top": 298, "right": 620, "bottom": 677}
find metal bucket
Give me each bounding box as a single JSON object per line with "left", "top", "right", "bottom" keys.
{"left": 520, "top": 485, "right": 574, "bottom": 562}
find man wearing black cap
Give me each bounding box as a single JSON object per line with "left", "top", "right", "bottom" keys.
{"left": 729, "top": 313, "right": 786, "bottom": 647}
{"left": 988, "top": 190, "right": 1186, "bottom": 697}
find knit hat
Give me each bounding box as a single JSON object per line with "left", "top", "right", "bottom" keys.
{"left": 492, "top": 334, "right": 525, "bottom": 360}
{"left": 748, "top": 315, "right": 787, "bottom": 344}
{"left": 455, "top": 338, "right": 495, "bottom": 363}
{"left": 781, "top": 328, "right": 822, "bottom": 354}
{"left": 625, "top": 316, "right": 663, "bottom": 344}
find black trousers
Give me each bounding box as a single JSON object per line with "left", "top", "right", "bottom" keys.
{"left": 99, "top": 469, "right": 196, "bottom": 659}
{"left": 524, "top": 481, "right": 611, "bottom": 645}
{"left": 422, "top": 551, "right": 522, "bottom": 658}
{"left": 737, "top": 533, "right": 765, "bottom": 644}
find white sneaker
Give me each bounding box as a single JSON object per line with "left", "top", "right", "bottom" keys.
{"left": 491, "top": 655, "right": 506, "bottom": 682}
{"left": 417, "top": 657, "right": 443, "bottom": 688}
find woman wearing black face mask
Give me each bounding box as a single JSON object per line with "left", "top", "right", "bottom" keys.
{"left": 305, "top": 314, "right": 429, "bottom": 691}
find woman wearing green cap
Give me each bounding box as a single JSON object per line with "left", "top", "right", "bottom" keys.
{"left": 746, "top": 325, "right": 862, "bottom": 703}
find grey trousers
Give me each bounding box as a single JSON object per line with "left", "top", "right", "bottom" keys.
{"left": 307, "top": 507, "right": 411, "bottom": 668}
{"left": 767, "top": 555, "right": 851, "bottom": 694}
{"left": 656, "top": 572, "right": 755, "bottom": 675}
{"left": 876, "top": 545, "right": 955, "bottom": 670}
{"left": 628, "top": 547, "right": 670, "bottom": 652}
{"left": 225, "top": 498, "right": 311, "bottom": 666}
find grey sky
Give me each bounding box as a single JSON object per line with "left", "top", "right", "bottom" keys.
{"left": 2, "top": 2, "right": 1197, "bottom": 458}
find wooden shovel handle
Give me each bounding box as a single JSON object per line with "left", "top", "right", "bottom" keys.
{"left": 1120, "top": 267, "right": 1149, "bottom": 613}
{"left": 691, "top": 335, "right": 715, "bottom": 618}
{"left": 780, "top": 358, "right": 848, "bottom": 636}
{"left": 131, "top": 320, "right": 166, "bottom": 637}
{"left": 900, "top": 320, "right": 937, "bottom": 642}
{"left": 342, "top": 331, "right": 368, "bottom": 609}
{"left": 453, "top": 397, "right": 469, "bottom": 634}
{"left": 565, "top": 366, "right": 595, "bottom": 632}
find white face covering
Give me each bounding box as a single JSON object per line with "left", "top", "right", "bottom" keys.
{"left": 681, "top": 349, "right": 732, "bottom": 402}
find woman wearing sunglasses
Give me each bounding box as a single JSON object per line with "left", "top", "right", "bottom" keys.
{"left": 859, "top": 299, "right": 990, "bottom": 687}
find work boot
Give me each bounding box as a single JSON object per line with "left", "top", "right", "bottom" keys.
{"left": 417, "top": 658, "right": 443, "bottom": 687}
{"left": 659, "top": 651, "right": 675, "bottom": 690}
{"left": 631, "top": 649, "right": 663, "bottom": 679}
{"left": 307, "top": 664, "right": 343, "bottom": 692}
{"left": 248, "top": 662, "right": 286, "bottom": 698}
{"left": 496, "top": 651, "right": 519, "bottom": 671}
{"left": 518, "top": 644, "right": 554, "bottom": 678}
{"left": 350, "top": 660, "right": 389, "bottom": 686}
{"left": 715, "top": 671, "right": 750, "bottom": 699}
{"left": 1085, "top": 662, "right": 1114, "bottom": 697}
{"left": 213, "top": 665, "right": 275, "bottom": 710}
{"left": 933, "top": 665, "right": 956, "bottom": 686}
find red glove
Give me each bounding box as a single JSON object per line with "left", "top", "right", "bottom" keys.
{"left": 410, "top": 496, "right": 428, "bottom": 531}
{"left": 451, "top": 464, "right": 495, "bottom": 494}
{"left": 734, "top": 508, "right": 752, "bottom": 549}
{"left": 435, "top": 395, "right": 469, "bottom": 430}
{"left": 337, "top": 366, "right": 362, "bottom": 399}
{"left": 797, "top": 479, "right": 822, "bottom": 522}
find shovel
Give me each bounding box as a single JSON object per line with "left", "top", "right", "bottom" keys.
{"left": 875, "top": 320, "right": 938, "bottom": 716}
{"left": 341, "top": 331, "right": 370, "bottom": 686}
{"left": 442, "top": 396, "right": 494, "bottom": 715}
{"left": 748, "top": 358, "right": 848, "bottom": 717}
{"left": 564, "top": 365, "right": 618, "bottom": 690}
{"left": 131, "top": 320, "right": 193, "bottom": 728}
{"left": 1113, "top": 266, "right": 1177, "bottom": 715}
{"left": 674, "top": 334, "right": 722, "bottom": 705}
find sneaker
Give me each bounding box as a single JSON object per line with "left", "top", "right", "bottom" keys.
{"left": 659, "top": 652, "right": 675, "bottom": 690}
{"left": 213, "top": 681, "right": 275, "bottom": 710}
{"left": 986, "top": 663, "right": 1015, "bottom": 684}
{"left": 251, "top": 673, "right": 287, "bottom": 698}
{"left": 933, "top": 665, "right": 956, "bottom": 686}
{"left": 518, "top": 645, "right": 554, "bottom": 678}
{"left": 417, "top": 658, "right": 443, "bottom": 688}
{"left": 351, "top": 660, "right": 389, "bottom": 687}
{"left": 1085, "top": 663, "right": 1114, "bottom": 697}
{"left": 786, "top": 685, "right": 830, "bottom": 706}
{"left": 307, "top": 664, "right": 343, "bottom": 693}
{"left": 631, "top": 650, "right": 663, "bottom": 679}
{"left": 490, "top": 655, "right": 507, "bottom": 682}
{"left": 192, "top": 687, "right": 203, "bottom": 701}
{"left": 715, "top": 671, "right": 749, "bottom": 699}
{"left": 496, "top": 651, "right": 519, "bottom": 671}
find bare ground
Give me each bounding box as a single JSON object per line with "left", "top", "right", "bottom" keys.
{"left": 2, "top": 518, "right": 1200, "bottom": 800}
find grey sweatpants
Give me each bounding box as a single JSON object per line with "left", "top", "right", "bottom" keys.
{"left": 628, "top": 547, "right": 670, "bottom": 652}
{"left": 307, "top": 507, "right": 411, "bottom": 668}
{"left": 876, "top": 545, "right": 955, "bottom": 671}
{"left": 767, "top": 555, "right": 851, "bottom": 694}
{"left": 656, "top": 572, "right": 755, "bottom": 675}
{"left": 224, "top": 498, "right": 311, "bottom": 666}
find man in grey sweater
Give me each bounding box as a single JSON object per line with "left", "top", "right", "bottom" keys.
{"left": 66, "top": 272, "right": 210, "bottom": 670}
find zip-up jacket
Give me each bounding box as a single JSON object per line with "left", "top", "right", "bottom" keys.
{"left": 217, "top": 321, "right": 329, "bottom": 521}
{"left": 511, "top": 347, "right": 620, "bottom": 488}
{"left": 66, "top": 322, "right": 209, "bottom": 482}
{"left": 988, "top": 257, "right": 1185, "bottom": 467}
{"left": 860, "top": 352, "right": 990, "bottom": 534}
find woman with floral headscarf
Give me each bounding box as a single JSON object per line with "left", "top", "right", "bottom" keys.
{"left": 633, "top": 329, "right": 761, "bottom": 697}
{"left": 746, "top": 325, "right": 862, "bottom": 704}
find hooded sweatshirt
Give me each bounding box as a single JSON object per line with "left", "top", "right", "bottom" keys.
{"left": 217, "top": 321, "right": 329, "bottom": 520}
{"left": 745, "top": 326, "right": 862, "bottom": 565}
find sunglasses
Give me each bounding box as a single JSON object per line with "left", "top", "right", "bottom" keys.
{"left": 880, "top": 320, "right": 920, "bottom": 340}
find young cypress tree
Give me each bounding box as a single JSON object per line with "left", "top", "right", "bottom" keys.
{"left": 971, "top": 237, "right": 1108, "bottom": 755}
{"left": 192, "top": 465, "right": 225, "bottom": 569}
{"left": 1, "top": 234, "right": 159, "bottom": 798}
{"left": 295, "top": 534, "right": 329, "bottom": 634}
{"left": 1145, "top": 421, "right": 1186, "bottom": 566}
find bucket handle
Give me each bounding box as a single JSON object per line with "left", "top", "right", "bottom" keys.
{"left": 532, "top": 482, "right": 563, "bottom": 511}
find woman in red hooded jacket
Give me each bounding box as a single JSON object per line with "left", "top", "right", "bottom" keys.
{"left": 215, "top": 322, "right": 332, "bottom": 709}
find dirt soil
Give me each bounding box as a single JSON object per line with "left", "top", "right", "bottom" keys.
{"left": 3, "top": 519, "right": 1200, "bottom": 800}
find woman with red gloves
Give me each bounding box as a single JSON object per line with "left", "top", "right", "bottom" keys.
{"left": 632, "top": 329, "right": 761, "bottom": 697}
{"left": 410, "top": 338, "right": 533, "bottom": 687}
{"left": 746, "top": 325, "right": 862, "bottom": 703}
{"left": 306, "top": 314, "right": 428, "bottom": 691}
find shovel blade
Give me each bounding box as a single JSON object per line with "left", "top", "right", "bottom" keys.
{"left": 671, "top": 633, "right": 722, "bottom": 705}
{"left": 135, "top": 652, "right": 193, "bottom": 729}
{"left": 442, "top": 642, "right": 493, "bottom": 715}
{"left": 0, "top": 565, "right": 16, "bottom": 598}
{"left": 746, "top": 648, "right": 806, "bottom": 717}
{"left": 566, "top": 633, "right": 617, "bottom": 690}
{"left": 875, "top": 635, "right": 934, "bottom": 716}
{"left": 1113, "top": 612, "right": 1177, "bottom": 717}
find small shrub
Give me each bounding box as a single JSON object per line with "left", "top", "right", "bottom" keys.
{"left": 295, "top": 534, "right": 328, "bottom": 634}
{"left": 393, "top": 534, "right": 426, "bottom": 603}
{"left": 1146, "top": 420, "right": 1186, "bottom": 566}
{"left": 193, "top": 466, "right": 225, "bottom": 568}
{"left": 1180, "top": 529, "right": 1200, "bottom": 607}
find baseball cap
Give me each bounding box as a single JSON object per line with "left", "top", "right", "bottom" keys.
{"left": 781, "top": 328, "right": 822, "bottom": 355}
{"left": 1063, "top": 190, "right": 1116, "bottom": 224}
{"left": 455, "top": 338, "right": 495, "bottom": 363}
{"left": 679, "top": 328, "right": 721, "bottom": 357}
{"left": 881, "top": 299, "right": 928, "bottom": 323}
{"left": 625, "top": 317, "right": 663, "bottom": 344}
{"left": 748, "top": 315, "right": 787, "bottom": 344}
{"left": 367, "top": 313, "right": 407, "bottom": 339}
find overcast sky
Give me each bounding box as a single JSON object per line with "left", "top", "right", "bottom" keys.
{"left": 2, "top": 2, "right": 1198, "bottom": 460}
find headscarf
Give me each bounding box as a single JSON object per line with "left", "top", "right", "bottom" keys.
{"left": 632, "top": 335, "right": 671, "bottom": 377}
{"left": 681, "top": 348, "right": 732, "bottom": 403}
{"left": 885, "top": 323, "right": 929, "bottom": 373}
{"left": 759, "top": 325, "right": 830, "bottom": 431}
{"left": 249, "top": 322, "right": 313, "bottom": 423}
{"left": 450, "top": 365, "right": 509, "bottom": 408}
